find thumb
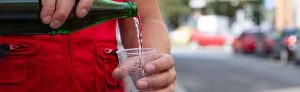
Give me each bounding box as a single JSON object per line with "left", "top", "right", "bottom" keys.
{"left": 112, "top": 67, "right": 122, "bottom": 79}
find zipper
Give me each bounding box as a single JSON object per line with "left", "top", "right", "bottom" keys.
{"left": 66, "top": 35, "right": 73, "bottom": 92}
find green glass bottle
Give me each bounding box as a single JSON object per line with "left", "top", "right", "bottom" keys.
{"left": 0, "top": 0, "right": 137, "bottom": 35}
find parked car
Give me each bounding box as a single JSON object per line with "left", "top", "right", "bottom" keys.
{"left": 269, "top": 28, "right": 300, "bottom": 63}
{"left": 232, "top": 30, "right": 265, "bottom": 54}
{"left": 294, "top": 40, "right": 300, "bottom": 64}
{"left": 190, "top": 15, "right": 232, "bottom": 47}
{"left": 190, "top": 30, "right": 227, "bottom": 46}
{"left": 256, "top": 31, "right": 278, "bottom": 56}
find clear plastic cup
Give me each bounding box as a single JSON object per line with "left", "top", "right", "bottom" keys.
{"left": 116, "top": 48, "right": 157, "bottom": 92}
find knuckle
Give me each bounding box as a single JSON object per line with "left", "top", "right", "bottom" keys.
{"left": 163, "top": 54, "right": 173, "bottom": 63}
{"left": 42, "top": 1, "right": 55, "bottom": 9}
{"left": 172, "top": 69, "right": 176, "bottom": 79}
{"left": 167, "top": 54, "right": 173, "bottom": 60}
{"left": 55, "top": 11, "right": 69, "bottom": 20}
{"left": 47, "top": 6, "right": 56, "bottom": 12}
{"left": 42, "top": 5, "right": 55, "bottom": 12}
{"left": 168, "top": 70, "right": 176, "bottom": 83}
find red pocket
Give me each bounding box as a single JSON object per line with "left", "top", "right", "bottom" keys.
{"left": 0, "top": 38, "right": 39, "bottom": 83}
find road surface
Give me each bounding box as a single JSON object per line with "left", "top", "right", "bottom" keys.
{"left": 173, "top": 47, "right": 300, "bottom": 92}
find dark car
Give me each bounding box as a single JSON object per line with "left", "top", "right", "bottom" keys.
{"left": 270, "top": 28, "right": 300, "bottom": 63}
{"left": 289, "top": 30, "right": 300, "bottom": 64}
{"left": 256, "top": 31, "right": 279, "bottom": 56}
{"left": 294, "top": 41, "right": 300, "bottom": 64}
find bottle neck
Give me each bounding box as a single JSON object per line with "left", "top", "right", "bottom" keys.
{"left": 90, "top": 1, "right": 137, "bottom": 18}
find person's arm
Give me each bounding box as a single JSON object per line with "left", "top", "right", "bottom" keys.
{"left": 118, "top": 0, "right": 170, "bottom": 54}
{"left": 116, "top": 0, "right": 176, "bottom": 91}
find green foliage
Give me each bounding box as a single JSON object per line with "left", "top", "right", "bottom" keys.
{"left": 158, "top": 0, "right": 191, "bottom": 19}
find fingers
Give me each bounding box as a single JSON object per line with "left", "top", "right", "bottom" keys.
{"left": 146, "top": 81, "right": 176, "bottom": 92}
{"left": 49, "top": 0, "right": 75, "bottom": 29}
{"left": 113, "top": 53, "right": 176, "bottom": 91}
{"left": 76, "top": 0, "right": 94, "bottom": 18}
{"left": 112, "top": 56, "right": 140, "bottom": 79}
{"left": 136, "top": 67, "right": 176, "bottom": 90}
{"left": 144, "top": 53, "right": 174, "bottom": 74}
{"left": 40, "top": 0, "right": 56, "bottom": 24}
{"left": 40, "top": 0, "right": 94, "bottom": 28}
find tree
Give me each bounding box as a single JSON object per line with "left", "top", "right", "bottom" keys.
{"left": 158, "top": 0, "right": 192, "bottom": 29}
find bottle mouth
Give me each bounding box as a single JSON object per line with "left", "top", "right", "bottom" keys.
{"left": 127, "top": 2, "right": 138, "bottom": 17}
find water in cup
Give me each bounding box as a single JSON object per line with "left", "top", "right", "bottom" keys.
{"left": 116, "top": 48, "right": 156, "bottom": 92}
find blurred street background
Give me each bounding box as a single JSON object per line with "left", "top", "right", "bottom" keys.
{"left": 156, "top": 0, "right": 300, "bottom": 92}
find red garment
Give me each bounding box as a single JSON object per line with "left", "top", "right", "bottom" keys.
{"left": 0, "top": 0, "right": 124, "bottom": 91}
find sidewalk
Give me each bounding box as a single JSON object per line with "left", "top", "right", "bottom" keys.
{"left": 171, "top": 44, "right": 233, "bottom": 54}
{"left": 260, "top": 86, "right": 300, "bottom": 92}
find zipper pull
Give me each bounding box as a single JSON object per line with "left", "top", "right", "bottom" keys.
{"left": 0, "top": 44, "right": 10, "bottom": 60}
{"left": 104, "top": 48, "right": 114, "bottom": 54}
{"left": 9, "top": 44, "right": 22, "bottom": 51}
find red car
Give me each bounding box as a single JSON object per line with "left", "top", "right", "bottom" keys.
{"left": 232, "top": 31, "right": 271, "bottom": 54}
{"left": 190, "top": 30, "right": 227, "bottom": 46}
{"left": 233, "top": 32, "right": 256, "bottom": 53}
